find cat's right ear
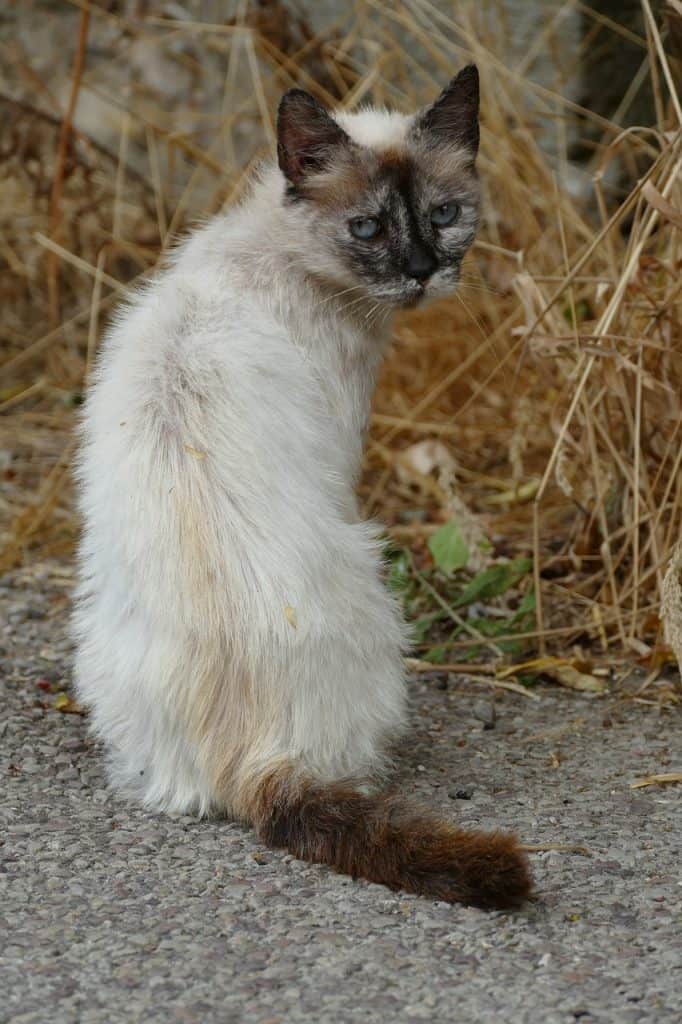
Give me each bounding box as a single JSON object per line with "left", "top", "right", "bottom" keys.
{"left": 277, "top": 89, "right": 351, "bottom": 188}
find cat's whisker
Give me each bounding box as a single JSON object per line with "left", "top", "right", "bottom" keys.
{"left": 310, "top": 284, "right": 370, "bottom": 314}
{"left": 364, "top": 302, "right": 384, "bottom": 325}
{"left": 336, "top": 293, "right": 379, "bottom": 317}
{"left": 458, "top": 280, "right": 502, "bottom": 296}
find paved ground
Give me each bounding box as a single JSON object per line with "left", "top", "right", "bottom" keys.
{"left": 1, "top": 563, "right": 681, "bottom": 1024}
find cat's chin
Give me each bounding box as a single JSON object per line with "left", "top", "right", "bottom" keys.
{"left": 398, "top": 285, "right": 449, "bottom": 309}
{"left": 398, "top": 291, "right": 425, "bottom": 309}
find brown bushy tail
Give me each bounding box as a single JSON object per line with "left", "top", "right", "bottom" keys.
{"left": 251, "top": 769, "right": 531, "bottom": 910}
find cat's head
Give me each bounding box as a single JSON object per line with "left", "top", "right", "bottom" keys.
{"left": 276, "top": 66, "right": 480, "bottom": 309}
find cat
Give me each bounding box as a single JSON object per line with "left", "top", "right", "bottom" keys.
{"left": 72, "top": 65, "right": 531, "bottom": 910}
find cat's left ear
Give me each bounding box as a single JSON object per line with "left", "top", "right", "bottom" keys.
{"left": 277, "top": 89, "right": 351, "bottom": 188}
{"left": 413, "top": 65, "right": 480, "bottom": 157}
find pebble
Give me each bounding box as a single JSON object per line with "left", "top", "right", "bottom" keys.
{"left": 473, "top": 699, "right": 496, "bottom": 729}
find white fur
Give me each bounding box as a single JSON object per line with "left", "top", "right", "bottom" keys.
{"left": 335, "top": 108, "right": 411, "bottom": 150}
{"left": 73, "top": 112, "right": 414, "bottom": 816}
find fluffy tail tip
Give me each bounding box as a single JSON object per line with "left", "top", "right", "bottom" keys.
{"left": 441, "top": 830, "right": 532, "bottom": 909}
{"left": 252, "top": 770, "right": 532, "bottom": 910}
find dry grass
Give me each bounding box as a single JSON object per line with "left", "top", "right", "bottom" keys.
{"left": 1, "top": 1, "right": 681, "bottom": 688}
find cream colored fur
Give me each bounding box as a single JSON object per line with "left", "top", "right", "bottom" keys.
{"left": 73, "top": 102, "right": 480, "bottom": 817}
{"left": 73, "top": 110, "right": 425, "bottom": 816}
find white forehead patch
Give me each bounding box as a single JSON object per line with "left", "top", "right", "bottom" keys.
{"left": 334, "top": 108, "right": 412, "bottom": 151}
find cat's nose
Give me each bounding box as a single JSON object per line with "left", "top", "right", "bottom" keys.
{"left": 405, "top": 245, "right": 437, "bottom": 282}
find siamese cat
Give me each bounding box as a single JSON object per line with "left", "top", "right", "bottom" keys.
{"left": 73, "top": 66, "right": 531, "bottom": 909}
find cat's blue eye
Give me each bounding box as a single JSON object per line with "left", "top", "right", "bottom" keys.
{"left": 430, "top": 202, "right": 460, "bottom": 227}
{"left": 350, "top": 216, "right": 380, "bottom": 240}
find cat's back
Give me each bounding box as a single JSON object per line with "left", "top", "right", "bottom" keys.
{"left": 91, "top": 216, "right": 291, "bottom": 415}
{"left": 77, "top": 209, "right": 347, "bottom": 561}
{"left": 80, "top": 220, "right": 327, "bottom": 520}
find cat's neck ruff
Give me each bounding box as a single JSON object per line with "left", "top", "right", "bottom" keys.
{"left": 213, "top": 165, "right": 397, "bottom": 340}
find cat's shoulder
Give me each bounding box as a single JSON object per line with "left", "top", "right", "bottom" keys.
{"left": 114, "top": 220, "right": 279, "bottom": 343}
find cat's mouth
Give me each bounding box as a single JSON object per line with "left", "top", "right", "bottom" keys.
{"left": 371, "top": 266, "right": 461, "bottom": 308}
{"left": 369, "top": 281, "right": 425, "bottom": 308}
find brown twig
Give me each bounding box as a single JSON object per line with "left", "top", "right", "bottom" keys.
{"left": 47, "top": 3, "right": 91, "bottom": 327}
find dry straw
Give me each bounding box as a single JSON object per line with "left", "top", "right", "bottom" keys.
{"left": 1, "top": 1, "right": 681, "bottom": 681}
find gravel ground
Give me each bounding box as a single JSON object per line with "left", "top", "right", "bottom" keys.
{"left": 1, "top": 562, "right": 681, "bottom": 1024}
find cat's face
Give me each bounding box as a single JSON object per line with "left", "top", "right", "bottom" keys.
{"left": 277, "top": 67, "right": 480, "bottom": 309}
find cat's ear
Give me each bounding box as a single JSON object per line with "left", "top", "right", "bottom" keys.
{"left": 277, "top": 89, "right": 351, "bottom": 187}
{"left": 414, "top": 65, "right": 479, "bottom": 157}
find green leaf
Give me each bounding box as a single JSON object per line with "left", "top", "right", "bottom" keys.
{"left": 387, "top": 548, "right": 411, "bottom": 593}
{"left": 464, "top": 617, "right": 517, "bottom": 638}
{"left": 562, "top": 299, "right": 591, "bottom": 326}
{"left": 411, "top": 613, "right": 442, "bottom": 642}
{"left": 516, "top": 587, "right": 536, "bottom": 615}
{"left": 423, "top": 645, "right": 448, "bottom": 664}
{"left": 428, "top": 520, "right": 469, "bottom": 574}
{"left": 452, "top": 557, "right": 532, "bottom": 608}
